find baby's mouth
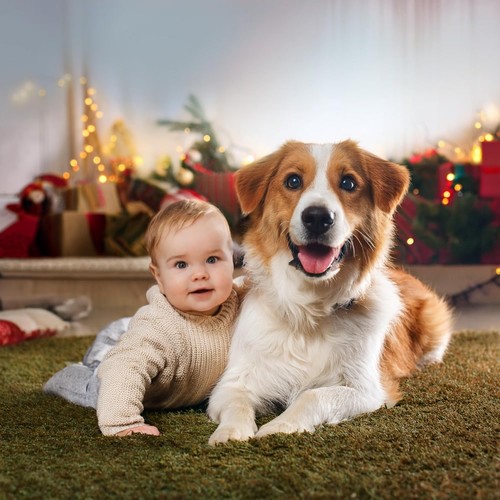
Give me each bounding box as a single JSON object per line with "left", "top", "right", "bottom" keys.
{"left": 191, "top": 288, "right": 213, "bottom": 295}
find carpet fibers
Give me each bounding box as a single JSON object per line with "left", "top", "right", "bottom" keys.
{"left": 1, "top": 330, "right": 498, "bottom": 499}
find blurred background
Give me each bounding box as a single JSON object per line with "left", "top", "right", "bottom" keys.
{"left": 1, "top": 0, "right": 499, "bottom": 191}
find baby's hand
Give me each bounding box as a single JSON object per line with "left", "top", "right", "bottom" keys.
{"left": 115, "top": 424, "right": 160, "bottom": 437}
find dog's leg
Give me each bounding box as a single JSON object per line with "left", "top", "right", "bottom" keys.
{"left": 207, "top": 386, "right": 258, "bottom": 445}
{"left": 256, "top": 386, "right": 383, "bottom": 438}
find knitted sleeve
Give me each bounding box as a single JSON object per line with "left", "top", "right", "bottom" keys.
{"left": 96, "top": 297, "right": 178, "bottom": 436}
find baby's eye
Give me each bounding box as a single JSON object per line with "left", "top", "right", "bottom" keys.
{"left": 207, "top": 256, "right": 219, "bottom": 264}
{"left": 175, "top": 261, "right": 188, "bottom": 269}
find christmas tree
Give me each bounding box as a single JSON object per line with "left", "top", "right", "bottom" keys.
{"left": 157, "top": 94, "right": 234, "bottom": 173}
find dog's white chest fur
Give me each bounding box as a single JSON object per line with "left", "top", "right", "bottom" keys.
{"left": 225, "top": 258, "right": 401, "bottom": 412}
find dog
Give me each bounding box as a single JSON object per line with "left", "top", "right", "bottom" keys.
{"left": 207, "top": 140, "right": 453, "bottom": 445}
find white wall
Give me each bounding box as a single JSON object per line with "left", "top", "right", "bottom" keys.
{"left": 1, "top": 0, "right": 499, "bottom": 208}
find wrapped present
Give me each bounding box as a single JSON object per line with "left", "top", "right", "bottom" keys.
{"left": 38, "top": 212, "right": 106, "bottom": 257}
{"left": 0, "top": 211, "right": 40, "bottom": 258}
{"left": 104, "top": 212, "right": 151, "bottom": 257}
{"left": 479, "top": 166, "right": 500, "bottom": 198}
{"left": 127, "top": 178, "right": 168, "bottom": 212}
{"left": 395, "top": 196, "right": 437, "bottom": 264}
{"left": 191, "top": 164, "right": 240, "bottom": 226}
{"left": 64, "top": 182, "right": 122, "bottom": 214}
{"left": 481, "top": 141, "right": 500, "bottom": 166}
{"left": 480, "top": 142, "right": 500, "bottom": 198}
{"left": 160, "top": 188, "right": 206, "bottom": 208}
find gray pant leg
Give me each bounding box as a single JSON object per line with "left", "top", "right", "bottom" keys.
{"left": 83, "top": 317, "right": 131, "bottom": 369}
{"left": 43, "top": 364, "right": 100, "bottom": 408}
{"left": 43, "top": 317, "right": 131, "bottom": 408}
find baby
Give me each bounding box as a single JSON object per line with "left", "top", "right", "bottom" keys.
{"left": 44, "top": 199, "right": 242, "bottom": 436}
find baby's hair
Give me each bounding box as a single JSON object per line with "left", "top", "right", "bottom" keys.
{"left": 145, "top": 199, "right": 230, "bottom": 264}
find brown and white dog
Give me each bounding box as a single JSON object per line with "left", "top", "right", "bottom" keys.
{"left": 207, "top": 140, "right": 452, "bottom": 444}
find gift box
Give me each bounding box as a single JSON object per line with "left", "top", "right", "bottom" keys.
{"left": 38, "top": 212, "right": 106, "bottom": 257}
{"left": 64, "top": 182, "right": 122, "bottom": 214}
{"left": 127, "top": 178, "right": 168, "bottom": 212}
{"left": 191, "top": 166, "right": 240, "bottom": 226}
{"left": 0, "top": 211, "right": 40, "bottom": 258}
{"left": 104, "top": 212, "right": 151, "bottom": 257}
{"left": 395, "top": 196, "right": 437, "bottom": 264}
{"left": 479, "top": 165, "right": 500, "bottom": 198}
{"left": 481, "top": 141, "right": 500, "bottom": 166}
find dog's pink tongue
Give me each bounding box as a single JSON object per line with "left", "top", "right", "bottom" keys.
{"left": 297, "top": 245, "right": 339, "bottom": 274}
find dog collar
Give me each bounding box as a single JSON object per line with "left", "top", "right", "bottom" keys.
{"left": 332, "top": 298, "right": 356, "bottom": 312}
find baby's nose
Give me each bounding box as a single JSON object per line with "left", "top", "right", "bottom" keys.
{"left": 192, "top": 265, "right": 209, "bottom": 280}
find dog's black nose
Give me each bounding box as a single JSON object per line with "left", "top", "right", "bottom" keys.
{"left": 302, "top": 206, "right": 335, "bottom": 235}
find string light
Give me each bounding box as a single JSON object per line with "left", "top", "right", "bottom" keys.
{"left": 203, "top": 134, "right": 211, "bottom": 142}
{"left": 406, "top": 238, "right": 414, "bottom": 245}
{"left": 242, "top": 155, "right": 255, "bottom": 165}
{"left": 446, "top": 173, "right": 455, "bottom": 182}
{"left": 496, "top": 268, "right": 500, "bottom": 276}
{"left": 471, "top": 144, "right": 482, "bottom": 163}
{"left": 98, "top": 174, "right": 107, "bottom": 183}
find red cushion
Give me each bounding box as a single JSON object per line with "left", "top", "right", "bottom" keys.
{"left": 0, "top": 320, "right": 26, "bottom": 346}
{"left": 0, "top": 319, "right": 57, "bottom": 346}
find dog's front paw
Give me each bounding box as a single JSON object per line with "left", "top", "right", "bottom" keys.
{"left": 208, "top": 424, "right": 256, "bottom": 446}
{"left": 256, "top": 419, "right": 312, "bottom": 439}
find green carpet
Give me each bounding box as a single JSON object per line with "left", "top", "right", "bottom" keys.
{"left": 0, "top": 330, "right": 498, "bottom": 499}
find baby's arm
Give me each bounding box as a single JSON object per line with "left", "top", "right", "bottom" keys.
{"left": 96, "top": 316, "right": 173, "bottom": 436}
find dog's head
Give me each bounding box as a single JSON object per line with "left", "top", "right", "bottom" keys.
{"left": 236, "top": 140, "right": 409, "bottom": 280}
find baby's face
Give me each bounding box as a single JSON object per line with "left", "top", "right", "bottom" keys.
{"left": 150, "top": 213, "right": 234, "bottom": 315}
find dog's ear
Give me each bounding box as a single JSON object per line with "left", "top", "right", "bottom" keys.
{"left": 235, "top": 149, "right": 283, "bottom": 214}
{"left": 361, "top": 150, "right": 410, "bottom": 214}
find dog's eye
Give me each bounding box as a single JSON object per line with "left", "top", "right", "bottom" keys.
{"left": 340, "top": 175, "right": 356, "bottom": 192}
{"left": 285, "top": 174, "right": 302, "bottom": 190}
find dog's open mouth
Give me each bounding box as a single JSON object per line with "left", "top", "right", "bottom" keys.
{"left": 288, "top": 237, "right": 347, "bottom": 277}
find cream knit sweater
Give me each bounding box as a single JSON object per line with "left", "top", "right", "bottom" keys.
{"left": 96, "top": 284, "right": 240, "bottom": 436}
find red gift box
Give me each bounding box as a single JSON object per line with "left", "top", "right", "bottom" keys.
{"left": 480, "top": 142, "right": 500, "bottom": 198}
{"left": 191, "top": 165, "right": 240, "bottom": 226}
{"left": 0, "top": 211, "right": 40, "bottom": 258}
{"left": 38, "top": 212, "right": 106, "bottom": 257}
{"left": 481, "top": 141, "right": 500, "bottom": 166}
{"left": 479, "top": 165, "right": 500, "bottom": 198}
